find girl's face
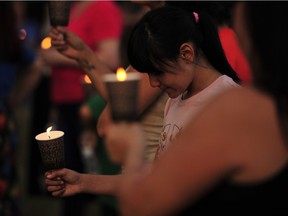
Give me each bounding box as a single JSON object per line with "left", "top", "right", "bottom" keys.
{"left": 147, "top": 59, "right": 194, "bottom": 98}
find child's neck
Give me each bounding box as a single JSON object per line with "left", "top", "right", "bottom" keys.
{"left": 182, "top": 66, "right": 221, "bottom": 100}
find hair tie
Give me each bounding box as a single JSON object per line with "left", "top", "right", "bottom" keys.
{"left": 193, "top": 12, "right": 199, "bottom": 23}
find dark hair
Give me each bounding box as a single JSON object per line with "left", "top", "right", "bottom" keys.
{"left": 166, "top": 1, "right": 235, "bottom": 27}
{"left": 244, "top": 2, "right": 288, "bottom": 137}
{"left": 127, "top": 6, "right": 240, "bottom": 83}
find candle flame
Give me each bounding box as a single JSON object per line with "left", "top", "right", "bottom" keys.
{"left": 116, "top": 67, "right": 127, "bottom": 82}
{"left": 84, "top": 75, "right": 92, "bottom": 84}
{"left": 46, "top": 126, "right": 52, "bottom": 138}
{"left": 41, "top": 36, "right": 52, "bottom": 50}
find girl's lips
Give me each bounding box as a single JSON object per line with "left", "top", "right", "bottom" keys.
{"left": 159, "top": 86, "right": 168, "bottom": 92}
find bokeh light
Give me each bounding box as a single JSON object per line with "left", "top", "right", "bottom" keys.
{"left": 19, "top": 28, "right": 27, "bottom": 40}
{"left": 41, "top": 36, "right": 52, "bottom": 49}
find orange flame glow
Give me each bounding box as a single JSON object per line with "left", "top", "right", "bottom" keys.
{"left": 41, "top": 37, "right": 52, "bottom": 50}
{"left": 116, "top": 67, "right": 127, "bottom": 82}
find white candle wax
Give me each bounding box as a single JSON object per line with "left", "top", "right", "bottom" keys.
{"left": 35, "top": 131, "right": 64, "bottom": 141}
{"left": 102, "top": 72, "right": 140, "bottom": 82}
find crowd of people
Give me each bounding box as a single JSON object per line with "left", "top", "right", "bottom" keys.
{"left": 1, "top": 1, "right": 288, "bottom": 216}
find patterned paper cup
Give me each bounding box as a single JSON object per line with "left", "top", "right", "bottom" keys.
{"left": 35, "top": 131, "right": 65, "bottom": 171}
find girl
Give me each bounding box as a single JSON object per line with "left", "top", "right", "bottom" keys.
{"left": 126, "top": 6, "right": 240, "bottom": 159}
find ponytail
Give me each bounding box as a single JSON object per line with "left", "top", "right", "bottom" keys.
{"left": 197, "top": 12, "right": 240, "bottom": 83}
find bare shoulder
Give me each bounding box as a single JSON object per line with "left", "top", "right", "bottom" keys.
{"left": 217, "top": 86, "right": 272, "bottom": 107}
{"left": 203, "top": 86, "right": 276, "bottom": 121}
{"left": 179, "top": 86, "right": 281, "bottom": 158}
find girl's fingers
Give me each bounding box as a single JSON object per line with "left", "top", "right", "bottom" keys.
{"left": 50, "top": 41, "right": 67, "bottom": 52}
{"left": 51, "top": 188, "right": 66, "bottom": 197}
{"left": 45, "top": 178, "right": 64, "bottom": 186}
{"left": 56, "top": 26, "right": 66, "bottom": 34}
{"left": 51, "top": 38, "right": 65, "bottom": 45}
{"left": 47, "top": 185, "right": 65, "bottom": 193}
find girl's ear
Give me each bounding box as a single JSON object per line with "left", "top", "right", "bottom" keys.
{"left": 179, "top": 43, "right": 195, "bottom": 63}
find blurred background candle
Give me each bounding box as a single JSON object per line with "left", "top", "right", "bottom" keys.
{"left": 41, "top": 36, "right": 52, "bottom": 50}
{"left": 47, "top": 0, "right": 71, "bottom": 27}
{"left": 35, "top": 126, "right": 65, "bottom": 171}
{"left": 102, "top": 67, "right": 140, "bottom": 122}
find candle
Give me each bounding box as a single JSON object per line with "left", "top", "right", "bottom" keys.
{"left": 35, "top": 127, "right": 65, "bottom": 171}
{"left": 83, "top": 74, "right": 92, "bottom": 84}
{"left": 102, "top": 67, "right": 140, "bottom": 121}
{"left": 116, "top": 67, "right": 127, "bottom": 81}
{"left": 48, "top": 1, "right": 71, "bottom": 27}
{"left": 35, "top": 127, "right": 64, "bottom": 141}
{"left": 102, "top": 67, "right": 140, "bottom": 82}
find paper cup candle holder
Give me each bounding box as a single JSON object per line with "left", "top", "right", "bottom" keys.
{"left": 102, "top": 67, "right": 141, "bottom": 122}
{"left": 48, "top": 1, "right": 71, "bottom": 27}
{"left": 35, "top": 126, "right": 65, "bottom": 171}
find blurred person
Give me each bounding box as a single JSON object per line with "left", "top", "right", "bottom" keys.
{"left": 39, "top": 1, "right": 123, "bottom": 216}
{"left": 116, "top": 1, "right": 150, "bottom": 68}
{"left": 0, "top": 2, "right": 43, "bottom": 216}
{"left": 11, "top": 1, "right": 49, "bottom": 196}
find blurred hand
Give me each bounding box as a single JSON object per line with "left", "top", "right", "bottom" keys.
{"left": 44, "top": 168, "right": 82, "bottom": 197}
{"left": 97, "top": 106, "right": 112, "bottom": 138}
{"left": 105, "top": 122, "right": 145, "bottom": 166}
{"left": 49, "top": 27, "right": 92, "bottom": 61}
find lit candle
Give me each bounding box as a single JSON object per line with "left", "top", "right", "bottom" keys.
{"left": 102, "top": 67, "right": 140, "bottom": 82}
{"left": 116, "top": 67, "right": 127, "bottom": 81}
{"left": 47, "top": 126, "right": 52, "bottom": 139}
{"left": 83, "top": 74, "right": 92, "bottom": 84}
{"left": 102, "top": 67, "right": 140, "bottom": 121}
{"left": 35, "top": 126, "right": 64, "bottom": 141}
{"left": 35, "top": 127, "right": 65, "bottom": 171}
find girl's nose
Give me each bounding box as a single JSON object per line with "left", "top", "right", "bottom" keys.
{"left": 148, "top": 74, "right": 161, "bottom": 88}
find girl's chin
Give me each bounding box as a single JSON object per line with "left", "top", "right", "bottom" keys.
{"left": 166, "top": 91, "right": 180, "bottom": 99}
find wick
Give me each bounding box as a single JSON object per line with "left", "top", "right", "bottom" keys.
{"left": 48, "top": 135, "right": 51, "bottom": 139}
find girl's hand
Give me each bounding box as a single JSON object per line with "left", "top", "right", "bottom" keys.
{"left": 105, "top": 122, "right": 146, "bottom": 170}
{"left": 44, "top": 168, "right": 82, "bottom": 197}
